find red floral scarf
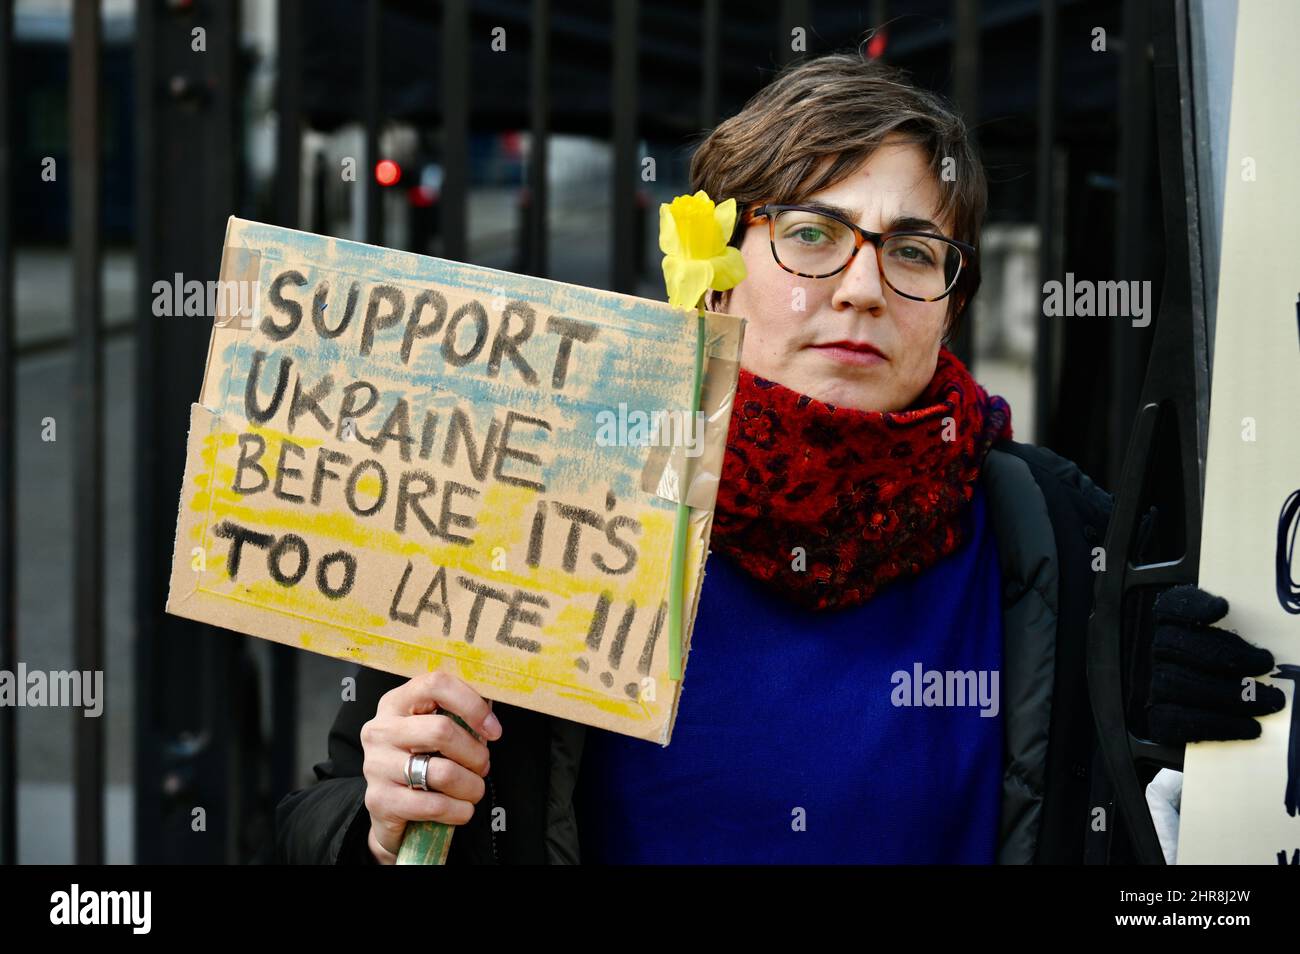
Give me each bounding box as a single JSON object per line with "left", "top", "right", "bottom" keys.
{"left": 710, "top": 347, "right": 1013, "bottom": 611}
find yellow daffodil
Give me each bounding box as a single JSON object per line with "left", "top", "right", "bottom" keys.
{"left": 659, "top": 190, "right": 747, "bottom": 311}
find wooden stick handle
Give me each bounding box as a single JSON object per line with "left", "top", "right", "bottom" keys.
{"left": 394, "top": 712, "right": 478, "bottom": 865}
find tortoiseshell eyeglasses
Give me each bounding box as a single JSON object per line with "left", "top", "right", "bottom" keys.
{"left": 742, "top": 203, "right": 976, "bottom": 303}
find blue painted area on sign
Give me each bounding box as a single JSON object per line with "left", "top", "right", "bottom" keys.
{"left": 212, "top": 222, "right": 706, "bottom": 508}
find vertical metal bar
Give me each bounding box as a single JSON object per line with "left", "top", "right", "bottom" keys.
{"left": 870, "top": 0, "right": 888, "bottom": 38}
{"left": 950, "top": 0, "right": 979, "bottom": 369}
{"left": 271, "top": 0, "right": 303, "bottom": 808}
{"left": 946, "top": 0, "right": 977, "bottom": 369}
{"left": 611, "top": 0, "right": 637, "bottom": 294}
{"left": 133, "top": 0, "right": 160, "bottom": 868}
{"left": 71, "top": 0, "right": 105, "bottom": 866}
{"left": 527, "top": 0, "right": 550, "bottom": 277}
{"left": 778, "top": 0, "right": 811, "bottom": 66}
{"left": 1186, "top": 0, "right": 1233, "bottom": 386}
{"left": 277, "top": 0, "right": 303, "bottom": 231}
{"left": 1109, "top": 0, "right": 1152, "bottom": 481}
{"left": 210, "top": 0, "right": 246, "bottom": 865}
{"left": 1033, "top": 0, "right": 1060, "bottom": 447}
{"left": 701, "top": 0, "right": 719, "bottom": 132}
{"left": 135, "top": 0, "right": 242, "bottom": 864}
{"left": 364, "top": 0, "right": 382, "bottom": 245}
{"left": 1087, "top": 0, "right": 1209, "bottom": 866}
{"left": 442, "top": 0, "right": 469, "bottom": 262}
{"left": 952, "top": 0, "right": 980, "bottom": 109}
{"left": 0, "top": 0, "right": 15, "bottom": 869}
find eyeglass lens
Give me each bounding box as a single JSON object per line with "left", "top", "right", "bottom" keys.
{"left": 771, "top": 209, "right": 962, "bottom": 299}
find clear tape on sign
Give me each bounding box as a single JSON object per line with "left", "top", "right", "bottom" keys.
{"left": 639, "top": 313, "right": 742, "bottom": 513}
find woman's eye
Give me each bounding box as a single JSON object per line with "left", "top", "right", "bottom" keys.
{"left": 792, "top": 227, "right": 828, "bottom": 244}
{"left": 892, "top": 244, "right": 936, "bottom": 266}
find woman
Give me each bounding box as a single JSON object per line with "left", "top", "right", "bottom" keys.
{"left": 275, "top": 52, "right": 1282, "bottom": 865}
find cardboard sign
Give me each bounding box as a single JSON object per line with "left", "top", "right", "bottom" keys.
{"left": 1177, "top": 0, "right": 1300, "bottom": 863}
{"left": 166, "top": 218, "right": 745, "bottom": 744}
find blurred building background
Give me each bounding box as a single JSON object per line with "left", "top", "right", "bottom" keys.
{"left": 0, "top": 0, "right": 1233, "bottom": 862}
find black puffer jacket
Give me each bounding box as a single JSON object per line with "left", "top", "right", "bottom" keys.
{"left": 275, "top": 439, "right": 1123, "bottom": 864}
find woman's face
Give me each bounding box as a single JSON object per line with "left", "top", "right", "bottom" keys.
{"left": 717, "top": 139, "right": 953, "bottom": 412}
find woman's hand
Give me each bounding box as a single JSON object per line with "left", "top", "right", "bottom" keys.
{"left": 360, "top": 671, "right": 503, "bottom": 864}
{"left": 1146, "top": 584, "right": 1286, "bottom": 744}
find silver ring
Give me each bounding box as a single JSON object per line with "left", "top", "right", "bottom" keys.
{"left": 403, "top": 753, "right": 416, "bottom": 789}
{"left": 410, "top": 753, "right": 434, "bottom": 791}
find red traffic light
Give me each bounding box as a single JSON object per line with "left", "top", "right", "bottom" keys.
{"left": 374, "top": 159, "right": 402, "bottom": 187}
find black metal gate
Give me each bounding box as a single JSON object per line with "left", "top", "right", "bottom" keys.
{"left": 0, "top": 0, "right": 1223, "bottom": 864}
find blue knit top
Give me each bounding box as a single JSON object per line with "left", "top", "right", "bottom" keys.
{"left": 574, "top": 484, "right": 1006, "bottom": 863}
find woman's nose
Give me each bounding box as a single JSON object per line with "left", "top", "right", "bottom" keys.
{"left": 829, "top": 244, "right": 888, "bottom": 315}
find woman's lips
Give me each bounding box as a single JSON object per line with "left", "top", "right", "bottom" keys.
{"left": 809, "top": 341, "right": 888, "bottom": 367}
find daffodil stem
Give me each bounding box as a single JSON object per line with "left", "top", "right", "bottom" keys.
{"left": 668, "top": 308, "right": 706, "bottom": 681}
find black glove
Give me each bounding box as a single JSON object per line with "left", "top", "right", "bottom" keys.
{"left": 1146, "top": 584, "right": 1286, "bottom": 744}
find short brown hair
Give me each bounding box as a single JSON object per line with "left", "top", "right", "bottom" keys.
{"left": 691, "top": 52, "right": 986, "bottom": 340}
